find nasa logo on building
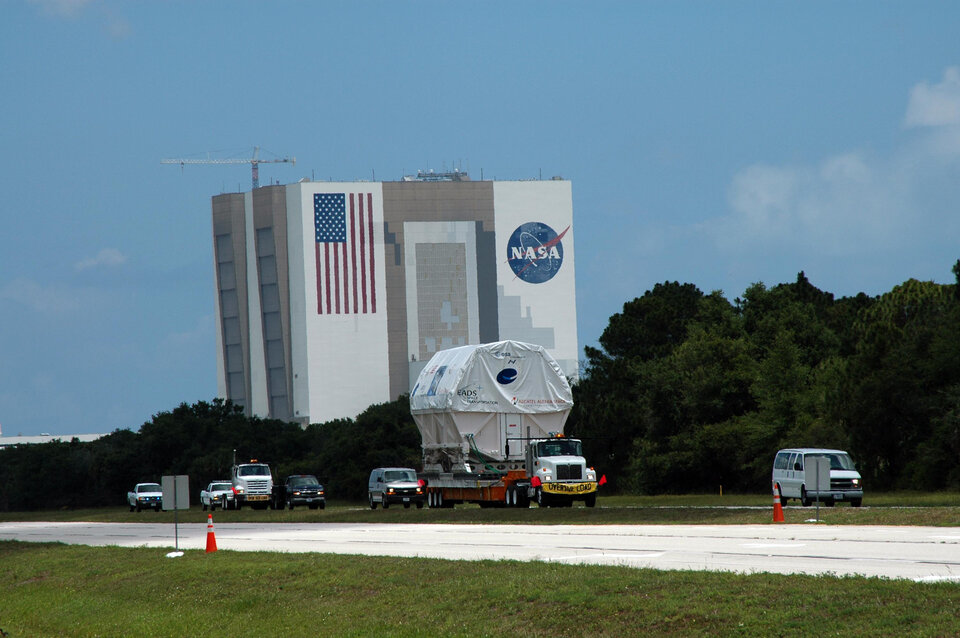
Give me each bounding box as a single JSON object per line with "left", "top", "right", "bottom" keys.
{"left": 506, "top": 222, "right": 569, "bottom": 284}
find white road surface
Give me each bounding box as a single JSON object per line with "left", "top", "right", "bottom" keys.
{"left": 2, "top": 521, "right": 958, "bottom": 583}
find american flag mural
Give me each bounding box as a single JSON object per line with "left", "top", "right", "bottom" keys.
{"left": 314, "top": 192, "right": 377, "bottom": 314}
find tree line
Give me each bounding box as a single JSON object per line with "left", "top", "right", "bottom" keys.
{"left": 568, "top": 263, "right": 960, "bottom": 494}
{"left": 1, "top": 263, "right": 958, "bottom": 510}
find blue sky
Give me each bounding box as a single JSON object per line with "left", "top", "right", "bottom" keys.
{"left": 3, "top": 1, "right": 959, "bottom": 436}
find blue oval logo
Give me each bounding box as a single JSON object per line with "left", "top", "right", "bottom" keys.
{"left": 506, "top": 222, "right": 569, "bottom": 284}
{"left": 496, "top": 368, "right": 518, "bottom": 385}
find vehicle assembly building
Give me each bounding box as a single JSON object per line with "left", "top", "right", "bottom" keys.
{"left": 212, "top": 172, "right": 578, "bottom": 425}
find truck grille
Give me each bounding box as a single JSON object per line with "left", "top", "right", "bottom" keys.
{"left": 556, "top": 464, "right": 582, "bottom": 480}
{"left": 246, "top": 479, "right": 270, "bottom": 493}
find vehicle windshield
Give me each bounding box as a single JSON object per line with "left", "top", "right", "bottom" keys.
{"left": 139, "top": 484, "right": 161, "bottom": 492}
{"left": 289, "top": 476, "right": 319, "bottom": 487}
{"left": 239, "top": 465, "right": 270, "bottom": 476}
{"left": 814, "top": 453, "right": 857, "bottom": 471}
{"left": 537, "top": 439, "right": 582, "bottom": 457}
{"left": 383, "top": 470, "right": 416, "bottom": 482}
{"left": 211, "top": 483, "right": 232, "bottom": 491}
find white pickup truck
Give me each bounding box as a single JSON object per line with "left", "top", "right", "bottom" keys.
{"left": 200, "top": 480, "right": 236, "bottom": 511}
{"left": 127, "top": 482, "right": 162, "bottom": 512}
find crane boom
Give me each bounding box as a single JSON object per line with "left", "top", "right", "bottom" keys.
{"left": 161, "top": 146, "right": 296, "bottom": 189}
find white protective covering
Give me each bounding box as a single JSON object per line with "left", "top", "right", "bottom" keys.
{"left": 410, "top": 341, "right": 573, "bottom": 465}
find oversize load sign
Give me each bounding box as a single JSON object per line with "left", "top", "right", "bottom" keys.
{"left": 506, "top": 222, "right": 569, "bottom": 283}
{"left": 542, "top": 481, "right": 597, "bottom": 495}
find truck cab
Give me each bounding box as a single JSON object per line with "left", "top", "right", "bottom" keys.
{"left": 524, "top": 436, "right": 598, "bottom": 507}
{"left": 231, "top": 461, "right": 274, "bottom": 510}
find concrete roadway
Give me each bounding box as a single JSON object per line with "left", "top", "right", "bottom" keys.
{"left": 2, "top": 521, "right": 959, "bottom": 583}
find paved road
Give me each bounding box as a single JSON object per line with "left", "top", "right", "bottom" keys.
{"left": 2, "top": 521, "right": 958, "bottom": 582}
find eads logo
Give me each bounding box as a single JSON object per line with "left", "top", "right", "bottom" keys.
{"left": 506, "top": 222, "right": 570, "bottom": 284}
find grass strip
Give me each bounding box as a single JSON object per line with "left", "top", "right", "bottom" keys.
{"left": 1, "top": 541, "right": 959, "bottom": 637}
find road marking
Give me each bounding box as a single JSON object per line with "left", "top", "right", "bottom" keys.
{"left": 741, "top": 543, "right": 806, "bottom": 549}
{"left": 548, "top": 552, "right": 665, "bottom": 562}
{"left": 914, "top": 574, "right": 960, "bottom": 583}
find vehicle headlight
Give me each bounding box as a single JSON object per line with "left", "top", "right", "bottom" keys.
{"left": 387, "top": 488, "right": 395, "bottom": 494}
{"left": 852, "top": 479, "right": 860, "bottom": 487}
{"left": 416, "top": 487, "right": 422, "bottom": 494}
{"left": 235, "top": 487, "right": 244, "bottom": 494}
{"left": 318, "top": 491, "right": 324, "bottom": 496}
{"left": 293, "top": 491, "right": 301, "bottom": 496}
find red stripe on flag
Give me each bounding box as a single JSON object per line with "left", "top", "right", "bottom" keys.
{"left": 367, "top": 193, "right": 376, "bottom": 313}
{"left": 324, "top": 243, "right": 332, "bottom": 314}
{"left": 316, "top": 242, "right": 322, "bottom": 314}
{"left": 350, "top": 194, "right": 359, "bottom": 313}
{"left": 341, "top": 224, "right": 348, "bottom": 313}
{"left": 359, "top": 195, "right": 368, "bottom": 313}
{"left": 333, "top": 244, "right": 341, "bottom": 314}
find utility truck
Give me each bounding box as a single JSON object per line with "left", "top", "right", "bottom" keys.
{"left": 410, "top": 340, "right": 602, "bottom": 508}
{"left": 231, "top": 460, "right": 275, "bottom": 509}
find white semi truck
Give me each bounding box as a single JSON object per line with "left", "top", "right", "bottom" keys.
{"left": 411, "top": 340, "right": 603, "bottom": 508}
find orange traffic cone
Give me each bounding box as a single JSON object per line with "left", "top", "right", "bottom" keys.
{"left": 773, "top": 485, "right": 785, "bottom": 523}
{"left": 205, "top": 513, "right": 218, "bottom": 553}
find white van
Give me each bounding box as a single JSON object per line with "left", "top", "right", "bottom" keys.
{"left": 772, "top": 448, "right": 863, "bottom": 507}
{"left": 367, "top": 467, "right": 425, "bottom": 509}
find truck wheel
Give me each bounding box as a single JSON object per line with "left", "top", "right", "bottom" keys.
{"left": 129, "top": 504, "right": 135, "bottom": 512}
{"left": 800, "top": 486, "right": 811, "bottom": 507}
{"left": 382, "top": 500, "right": 390, "bottom": 509}
{"left": 584, "top": 494, "right": 596, "bottom": 508}
{"left": 851, "top": 498, "right": 862, "bottom": 508}
{"left": 136, "top": 504, "right": 142, "bottom": 512}
{"left": 319, "top": 502, "right": 325, "bottom": 510}
{"left": 369, "top": 493, "right": 377, "bottom": 510}
{"left": 288, "top": 501, "right": 294, "bottom": 510}
{"left": 202, "top": 503, "right": 208, "bottom": 511}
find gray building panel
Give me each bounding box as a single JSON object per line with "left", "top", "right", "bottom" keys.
{"left": 212, "top": 193, "right": 249, "bottom": 408}
{"left": 381, "top": 181, "right": 496, "bottom": 398}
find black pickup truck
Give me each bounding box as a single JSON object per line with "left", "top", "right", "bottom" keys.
{"left": 279, "top": 474, "right": 326, "bottom": 510}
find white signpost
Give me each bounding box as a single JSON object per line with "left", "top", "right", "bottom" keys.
{"left": 162, "top": 475, "right": 190, "bottom": 552}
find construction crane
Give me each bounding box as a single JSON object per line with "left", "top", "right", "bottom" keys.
{"left": 161, "top": 146, "right": 296, "bottom": 189}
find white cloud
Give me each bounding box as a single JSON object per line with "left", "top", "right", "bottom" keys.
{"left": 904, "top": 67, "right": 960, "bottom": 128}
{"left": 74, "top": 248, "right": 127, "bottom": 271}
{"left": 28, "top": 0, "right": 132, "bottom": 39}
{"left": 709, "top": 68, "right": 960, "bottom": 261}
{"left": 28, "top": 0, "right": 95, "bottom": 18}
{"left": 0, "top": 279, "right": 83, "bottom": 313}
